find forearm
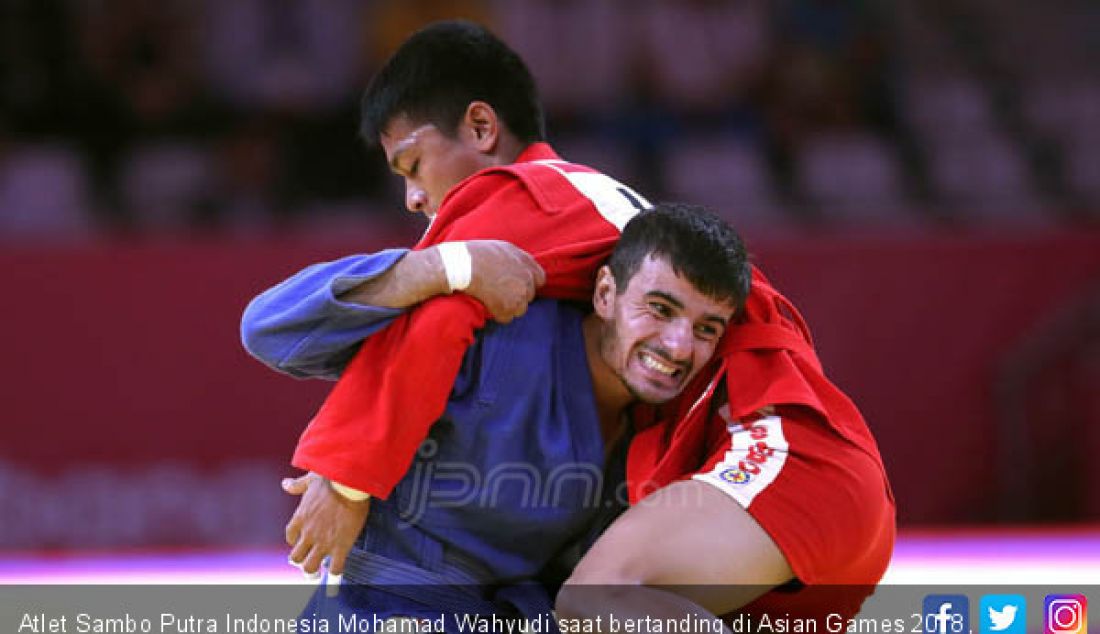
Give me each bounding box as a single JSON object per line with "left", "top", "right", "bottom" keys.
{"left": 337, "top": 247, "right": 449, "bottom": 309}
{"left": 240, "top": 250, "right": 408, "bottom": 378}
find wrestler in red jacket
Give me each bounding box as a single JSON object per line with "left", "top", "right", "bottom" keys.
{"left": 261, "top": 20, "right": 894, "bottom": 621}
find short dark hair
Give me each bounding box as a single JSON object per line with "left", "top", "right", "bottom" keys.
{"left": 609, "top": 203, "right": 752, "bottom": 313}
{"left": 359, "top": 20, "right": 546, "bottom": 146}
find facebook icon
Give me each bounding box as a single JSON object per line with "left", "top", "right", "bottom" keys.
{"left": 924, "top": 595, "right": 970, "bottom": 634}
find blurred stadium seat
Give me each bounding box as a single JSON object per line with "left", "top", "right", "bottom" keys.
{"left": 1063, "top": 136, "right": 1100, "bottom": 205}
{"left": 905, "top": 74, "right": 999, "bottom": 142}
{"left": 664, "top": 135, "right": 788, "bottom": 229}
{"left": 0, "top": 144, "right": 94, "bottom": 239}
{"left": 925, "top": 132, "right": 1050, "bottom": 224}
{"left": 796, "top": 131, "right": 911, "bottom": 225}
{"left": 552, "top": 134, "right": 636, "bottom": 189}
{"left": 120, "top": 142, "right": 214, "bottom": 232}
{"left": 496, "top": 0, "right": 629, "bottom": 116}
{"left": 1021, "top": 79, "right": 1100, "bottom": 147}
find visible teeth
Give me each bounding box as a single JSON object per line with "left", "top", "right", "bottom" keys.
{"left": 641, "top": 352, "right": 677, "bottom": 376}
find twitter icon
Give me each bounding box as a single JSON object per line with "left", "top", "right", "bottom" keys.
{"left": 982, "top": 595, "right": 1027, "bottom": 634}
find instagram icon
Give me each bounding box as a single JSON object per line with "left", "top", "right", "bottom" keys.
{"left": 1045, "top": 595, "right": 1088, "bottom": 634}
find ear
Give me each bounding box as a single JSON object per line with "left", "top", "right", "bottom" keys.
{"left": 592, "top": 265, "right": 617, "bottom": 320}
{"left": 462, "top": 101, "right": 500, "bottom": 153}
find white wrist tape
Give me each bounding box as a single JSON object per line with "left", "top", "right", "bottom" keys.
{"left": 437, "top": 241, "right": 472, "bottom": 292}
{"left": 329, "top": 480, "right": 371, "bottom": 502}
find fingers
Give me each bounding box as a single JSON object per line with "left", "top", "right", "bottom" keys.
{"left": 301, "top": 543, "right": 327, "bottom": 577}
{"left": 519, "top": 251, "right": 547, "bottom": 288}
{"left": 288, "top": 533, "right": 312, "bottom": 568}
{"left": 328, "top": 544, "right": 350, "bottom": 577}
{"left": 285, "top": 514, "right": 301, "bottom": 547}
{"left": 283, "top": 479, "right": 372, "bottom": 586}
{"left": 463, "top": 240, "right": 546, "bottom": 323}
{"left": 478, "top": 241, "right": 542, "bottom": 286}
{"left": 507, "top": 245, "right": 544, "bottom": 288}
{"left": 511, "top": 298, "right": 530, "bottom": 321}
{"left": 494, "top": 278, "right": 535, "bottom": 323}
{"left": 288, "top": 540, "right": 352, "bottom": 583}
{"left": 281, "top": 473, "right": 311, "bottom": 496}
{"left": 526, "top": 274, "right": 538, "bottom": 302}
{"left": 289, "top": 534, "right": 327, "bottom": 581}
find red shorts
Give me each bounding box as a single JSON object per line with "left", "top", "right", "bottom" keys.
{"left": 690, "top": 405, "right": 896, "bottom": 617}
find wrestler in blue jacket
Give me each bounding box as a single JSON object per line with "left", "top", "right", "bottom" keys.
{"left": 241, "top": 206, "right": 751, "bottom": 627}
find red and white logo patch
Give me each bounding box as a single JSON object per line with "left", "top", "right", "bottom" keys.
{"left": 694, "top": 405, "right": 789, "bottom": 508}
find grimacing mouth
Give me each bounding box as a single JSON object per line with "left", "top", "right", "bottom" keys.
{"left": 637, "top": 348, "right": 688, "bottom": 381}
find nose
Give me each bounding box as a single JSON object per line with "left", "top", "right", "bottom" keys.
{"left": 405, "top": 183, "right": 428, "bottom": 213}
{"left": 659, "top": 319, "right": 694, "bottom": 362}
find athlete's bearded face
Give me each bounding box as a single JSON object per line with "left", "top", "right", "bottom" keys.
{"left": 593, "top": 255, "right": 736, "bottom": 405}
{"left": 379, "top": 113, "right": 494, "bottom": 219}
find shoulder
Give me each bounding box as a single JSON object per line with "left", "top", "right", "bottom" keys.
{"left": 444, "top": 160, "right": 588, "bottom": 212}
{"left": 450, "top": 158, "right": 645, "bottom": 216}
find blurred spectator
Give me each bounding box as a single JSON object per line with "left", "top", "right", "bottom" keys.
{"left": 77, "top": 0, "right": 210, "bottom": 133}
{"left": 609, "top": 0, "right": 772, "bottom": 196}
{"left": 496, "top": 0, "right": 628, "bottom": 121}
{"left": 202, "top": 0, "right": 380, "bottom": 227}
{"left": 68, "top": 0, "right": 223, "bottom": 232}
{"left": 635, "top": 0, "right": 771, "bottom": 118}
{"left": 202, "top": 0, "right": 366, "bottom": 114}
{"left": 759, "top": 0, "right": 901, "bottom": 205}
{"left": 0, "top": 0, "right": 1092, "bottom": 239}
{"left": 210, "top": 117, "right": 286, "bottom": 233}
{"left": 369, "top": 0, "right": 493, "bottom": 64}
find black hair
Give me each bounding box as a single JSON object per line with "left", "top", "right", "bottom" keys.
{"left": 609, "top": 203, "right": 752, "bottom": 314}
{"left": 359, "top": 20, "right": 546, "bottom": 146}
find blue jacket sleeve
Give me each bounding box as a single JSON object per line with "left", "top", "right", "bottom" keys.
{"left": 240, "top": 249, "right": 409, "bottom": 380}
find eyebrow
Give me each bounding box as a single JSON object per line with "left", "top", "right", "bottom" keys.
{"left": 387, "top": 125, "right": 433, "bottom": 173}
{"left": 645, "top": 291, "right": 729, "bottom": 327}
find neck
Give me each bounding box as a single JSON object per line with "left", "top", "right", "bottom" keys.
{"left": 490, "top": 133, "right": 529, "bottom": 167}
{"left": 582, "top": 314, "right": 634, "bottom": 430}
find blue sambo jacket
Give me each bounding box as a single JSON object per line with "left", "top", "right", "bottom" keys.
{"left": 242, "top": 253, "right": 612, "bottom": 623}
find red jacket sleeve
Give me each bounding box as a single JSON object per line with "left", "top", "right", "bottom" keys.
{"left": 292, "top": 171, "right": 620, "bottom": 496}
